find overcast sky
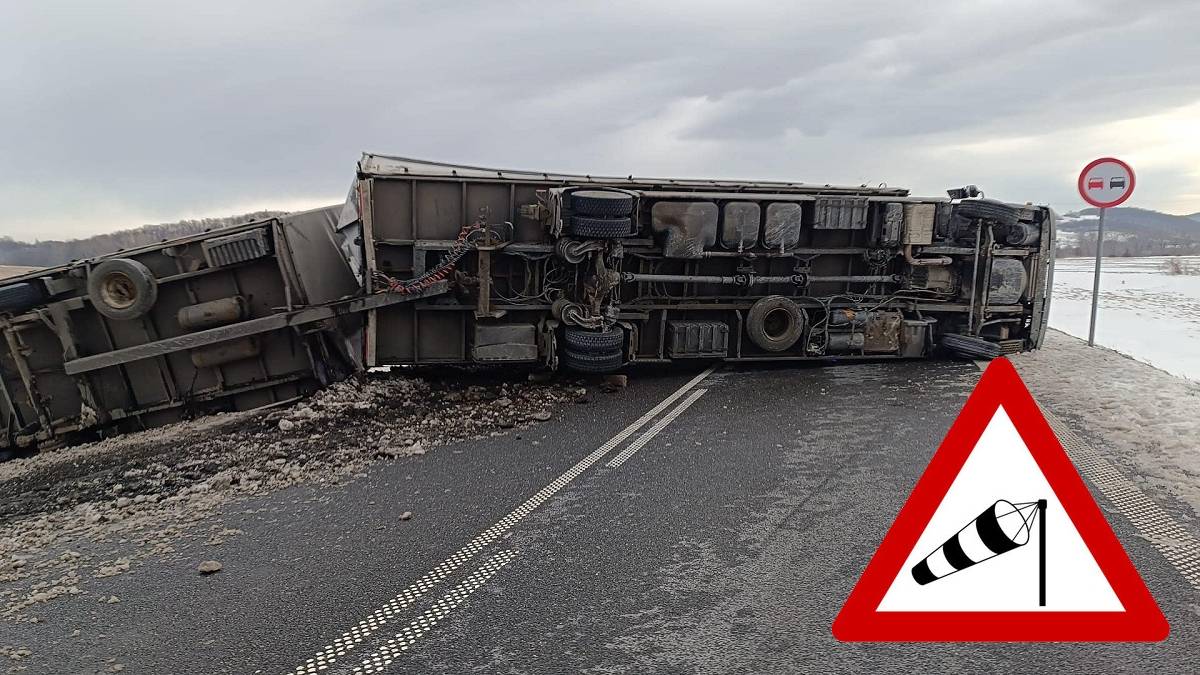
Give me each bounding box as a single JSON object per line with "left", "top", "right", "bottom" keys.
{"left": 2, "top": 0, "right": 1199, "bottom": 240}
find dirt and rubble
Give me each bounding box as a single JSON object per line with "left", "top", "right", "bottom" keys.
{"left": 0, "top": 369, "right": 586, "bottom": 627}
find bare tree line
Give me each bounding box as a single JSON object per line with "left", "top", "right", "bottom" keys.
{"left": 1056, "top": 233, "right": 1200, "bottom": 259}
{"left": 0, "top": 211, "right": 287, "bottom": 267}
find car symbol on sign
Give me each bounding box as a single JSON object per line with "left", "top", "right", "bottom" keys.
{"left": 1110, "top": 177, "right": 1126, "bottom": 189}
{"left": 1087, "top": 177, "right": 1104, "bottom": 190}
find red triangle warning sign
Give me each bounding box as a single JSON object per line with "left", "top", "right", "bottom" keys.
{"left": 832, "top": 357, "right": 1168, "bottom": 641}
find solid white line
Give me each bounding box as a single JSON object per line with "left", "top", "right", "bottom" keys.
{"left": 607, "top": 389, "right": 708, "bottom": 469}
{"left": 291, "top": 365, "right": 717, "bottom": 674}
{"left": 352, "top": 550, "right": 519, "bottom": 674}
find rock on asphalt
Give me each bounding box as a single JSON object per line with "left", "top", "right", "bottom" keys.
{"left": 0, "top": 369, "right": 587, "bottom": 623}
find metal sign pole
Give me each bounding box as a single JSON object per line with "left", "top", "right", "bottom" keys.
{"left": 1087, "top": 207, "right": 1106, "bottom": 347}
{"left": 1079, "top": 158, "right": 1133, "bottom": 347}
{"left": 1038, "top": 499, "right": 1047, "bottom": 607}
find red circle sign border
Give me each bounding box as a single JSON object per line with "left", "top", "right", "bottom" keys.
{"left": 1077, "top": 157, "right": 1135, "bottom": 208}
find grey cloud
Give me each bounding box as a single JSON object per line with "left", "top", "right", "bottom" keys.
{"left": 684, "top": 0, "right": 1200, "bottom": 142}
{"left": 0, "top": 0, "right": 1197, "bottom": 239}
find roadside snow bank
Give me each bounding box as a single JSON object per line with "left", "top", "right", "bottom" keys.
{"left": 1012, "top": 330, "right": 1200, "bottom": 523}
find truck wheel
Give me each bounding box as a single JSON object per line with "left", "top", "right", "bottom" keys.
{"left": 569, "top": 216, "right": 632, "bottom": 239}
{"left": 0, "top": 282, "right": 46, "bottom": 314}
{"left": 569, "top": 190, "right": 633, "bottom": 217}
{"left": 562, "top": 348, "right": 624, "bottom": 373}
{"left": 955, "top": 199, "right": 1020, "bottom": 227}
{"left": 563, "top": 326, "right": 624, "bottom": 353}
{"left": 746, "top": 296, "right": 805, "bottom": 352}
{"left": 87, "top": 258, "right": 158, "bottom": 321}
{"left": 941, "top": 333, "right": 1002, "bottom": 360}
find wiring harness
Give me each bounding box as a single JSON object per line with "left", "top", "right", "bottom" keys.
{"left": 373, "top": 218, "right": 485, "bottom": 295}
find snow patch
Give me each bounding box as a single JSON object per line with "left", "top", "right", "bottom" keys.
{"left": 1012, "top": 331, "right": 1200, "bottom": 525}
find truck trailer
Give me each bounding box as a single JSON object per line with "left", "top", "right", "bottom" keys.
{"left": 0, "top": 154, "right": 1054, "bottom": 455}
{"left": 350, "top": 154, "right": 1054, "bottom": 370}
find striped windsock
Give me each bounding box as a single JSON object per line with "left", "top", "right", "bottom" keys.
{"left": 912, "top": 500, "right": 1036, "bottom": 585}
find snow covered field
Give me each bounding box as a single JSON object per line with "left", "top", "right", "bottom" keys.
{"left": 1049, "top": 255, "right": 1200, "bottom": 381}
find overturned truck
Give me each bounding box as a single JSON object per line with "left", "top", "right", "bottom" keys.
{"left": 0, "top": 154, "right": 1054, "bottom": 454}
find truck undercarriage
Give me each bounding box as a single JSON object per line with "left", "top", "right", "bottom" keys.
{"left": 354, "top": 155, "right": 1054, "bottom": 371}
{"left": 0, "top": 154, "right": 1054, "bottom": 455}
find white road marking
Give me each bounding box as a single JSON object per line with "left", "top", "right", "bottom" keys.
{"left": 975, "top": 360, "right": 1200, "bottom": 590}
{"left": 606, "top": 389, "right": 707, "bottom": 469}
{"left": 292, "top": 365, "right": 717, "bottom": 674}
{"left": 1045, "top": 410, "right": 1200, "bottom": 591}
{"left": 352, "top": 549, "right": 519, "bottom": 674}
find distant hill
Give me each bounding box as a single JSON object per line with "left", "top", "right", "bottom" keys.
{"left": 1058, "top": 207, "right": 1200, "bottom": 237}
{"left": 0, "top": 211, "right": 287, "bottom": 267}
{"left": 1057, "top": 207, "right": 1200, "bottom": 257}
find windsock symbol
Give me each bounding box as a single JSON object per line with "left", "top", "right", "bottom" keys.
{"left": 912, "top": 499, "right": 1040, "bottom": 585}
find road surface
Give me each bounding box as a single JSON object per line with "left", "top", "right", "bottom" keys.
{"left": 5, "top": 360, "right": 1197, "bottom": 673}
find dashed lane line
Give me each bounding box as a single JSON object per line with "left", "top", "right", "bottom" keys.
{"left": 291, "top": 365, "right": 717, "bottom": 674}
{"left": 607, "top": 389, "right": 708, "bottom": 469}
{"left": 351, "top": 549, "right": 520, "bottom": 674}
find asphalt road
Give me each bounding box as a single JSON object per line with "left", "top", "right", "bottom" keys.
{"left": 8, "top": 360, "right": 1198, "bottom": 673}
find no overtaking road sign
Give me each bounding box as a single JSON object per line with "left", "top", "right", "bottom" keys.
{"left": 1078, "top": 157, "right": 1135, "bottom": 208}
{"left": 1077, "top": 156, "right": 1136, "bottom": 346}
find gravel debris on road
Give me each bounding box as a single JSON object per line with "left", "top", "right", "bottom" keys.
{"left": 0, "top": 369, "right": 585, "bottom": 622}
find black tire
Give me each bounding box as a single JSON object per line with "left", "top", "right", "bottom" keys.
{"left": 746, "top": 295, "right": 806, "bottom": 352}
{"left": 955, "top": 198, "right": 1020, "bottom": 227}
{"left": 569, "top": 215, "right": 632, "bottom": 239}
{"left": 0, "top": 281, "right": 46, "bottom": 314}
{"left": 941, "top": 333, "right": 1003, "bottom": 360}
{"left": 87, "top": 258, "right": 158, "bottom": 321}
{"left": 569, "top": 190, "right": 633, "bottom": 217}
{"left": 563, "top": 326, "right": 624, "bottom": 353}
{"left": 562, "top": 348, "right": 624, "bottom": 373}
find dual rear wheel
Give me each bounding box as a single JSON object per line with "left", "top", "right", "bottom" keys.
{"left": 567, "top": 190, "right": 634, "bottom": 239}
{"left": 561, "top": 326, "right": 625, "bottom": 373}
